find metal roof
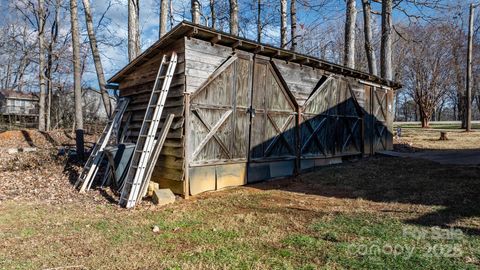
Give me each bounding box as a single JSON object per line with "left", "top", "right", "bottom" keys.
{"left": 108, "top": 21, "right": 401, "bottom": 90}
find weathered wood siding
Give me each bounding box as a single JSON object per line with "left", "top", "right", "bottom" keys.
{"left": 185, "top": 38, "right": 233, "bottom": 93}
{"left": 361, "top": 85, "right": 394, "bottom": 154}
{"left": 115, "top": 34, "right": 395, "bottom": 197}
{"left": 247, "top": 57, "right": 297, "bottom": 182}
{"left": 272, "top": 59, "right": 325, "bottom": 106}
{"left": 186, "top": 48, "right": 253, "bottom": 194}
{"left": 118, "top": 39, "right": 187, "bottom": 195}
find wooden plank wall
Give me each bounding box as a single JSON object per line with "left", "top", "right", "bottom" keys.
{"left": 185, "top": 38, "right": 234, "bottom": 93}
{"left": 272, "top": 59, "right": 326, "bottom": 106}
{"left": 118, "top": 39, "right": 187, "bottom": 195}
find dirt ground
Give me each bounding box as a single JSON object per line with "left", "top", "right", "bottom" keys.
{"left": 0, "top": 129, "right": 479, "bottom": 269}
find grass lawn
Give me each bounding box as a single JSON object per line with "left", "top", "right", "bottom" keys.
{"left": 1, "top": 155, "right": 479, "bottom": 269}
{"left": 393, "top": 123, "right": 480, "bottom": 151}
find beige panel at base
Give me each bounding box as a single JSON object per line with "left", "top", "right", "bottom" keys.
{"left": 216, "top": 163, "right": 246, "bottom": 190}
{"left": 189, "top": 166, "right": 216, "bottom": 195}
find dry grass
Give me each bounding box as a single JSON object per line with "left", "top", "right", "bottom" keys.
{"left": 0, "top": 127, "right": 479, "bottom": 269}
{"left": 1, "top": 156, "right": 479, "bottom": 269}
{"left": 394, "top": 124, "right": 480, "bottom": 151}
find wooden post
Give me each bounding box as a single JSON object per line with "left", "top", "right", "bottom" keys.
{"left": 183, "top": 93, "right": 191, "bottom": 199}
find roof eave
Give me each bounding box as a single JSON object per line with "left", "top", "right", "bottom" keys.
{"left": 108, "top": 21, "right": 401, "bottom": 90}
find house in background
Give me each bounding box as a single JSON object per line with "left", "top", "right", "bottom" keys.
{"left": 0, "top": 89, "right": 39, "bottom": 128}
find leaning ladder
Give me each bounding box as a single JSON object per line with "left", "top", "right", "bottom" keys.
{"left": 75, "top": 98, "right": 129, "bottom": 192}
{"left": 119, "top": 52, "right": 177, "bottom": 208}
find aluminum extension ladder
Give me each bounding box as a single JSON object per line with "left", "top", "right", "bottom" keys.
{"left": 119, "top": 52, "right": 177, "bottom": 208}
{"left": 75, "top": 98, "right": 129, "bottom": 192}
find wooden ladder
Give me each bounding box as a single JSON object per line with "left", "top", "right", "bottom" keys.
{"left": 119, "top": 52, "right": 177, "bottom": 208}
{"left": 75, "top": 98, "right": 129, "bottom": 192}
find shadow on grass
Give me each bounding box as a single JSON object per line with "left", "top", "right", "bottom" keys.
{"left": 250, "top": 156, "right": 480, "bottom": 236}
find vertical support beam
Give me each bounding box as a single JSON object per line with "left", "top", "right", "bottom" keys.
{"left": 295, "top": 106, "right": 302, "bottom": 175}
{"left": 183, "top": 93, "right": 191, "bottom": 199}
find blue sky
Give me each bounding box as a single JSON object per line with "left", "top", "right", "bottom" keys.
{"left": 0, "top": 0, "right": 476, "bottom": 91}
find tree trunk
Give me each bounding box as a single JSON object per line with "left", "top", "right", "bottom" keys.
{"left": 420, "top": 115, "right": 430, "bottom": 128}
{"left": 191, "top": 0, "right": 200, "bottom": 24}
{"left": 128, "top": 0, "right": 140, "bottom": 61}
{"left": 257, "top": 0, "right": 261, "bottom": 43}
{"left": 70, "top": 0, "right": 84, "bottom": 159}
{"left": 159, "top": 0, "right": 168, "bottom": 38}
{"left": 210, "top": 0, "right": 216, "bottom": 29}
{"left": 290, "top": 0, "right": 297, "bottom": 51}
{"left": 82, "top": 0, "right": 113, "bottom": 117}
{"left": 280, "top": 0, "right": 287, "bottom": 48}
{"left": 38, "top": 0, "right": 46, "bottom": 131}
{"left": 344, "top": 0, "right": 356, "bottom": 69}
{"left": 229, "top": 0, "right": 238, "bottom": 35}
{"left": 46, "top": 0, "right": 60, "bottom": 131}
{"left": 362, "top": 0, "right": 377, "bottom": 75}
{"left": 381, "top": 0, "right": 393, "bottom": 80}
{"left": 169, "top": 0, "right": 174, "bottom": 28}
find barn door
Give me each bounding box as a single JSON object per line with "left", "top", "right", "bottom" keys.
{"left": 248, "top": 59, "right": 297, "bottom": 182}
{"left": 300, "top": 77, "right": 363, "bottom": 160}
{"left": 371, "top": 87, "right": 392, "bottom": 152}
{"left": 189, "top": 56, "right": 251, "bottom": 165}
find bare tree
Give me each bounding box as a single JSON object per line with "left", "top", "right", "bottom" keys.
{"left": 128, "top": 0, "right": 140, "bottom": 61}
{"left": 38, "top": 0, "right": 47, "bottom": 131}
{"left": 362, "top": 0, "right": 377, "bottom": 75}
{"left": 160, "top": 0, "right": 168, "bottom": 38}
{"left": 229, "top": 0, "right": 238, "bottom": 35}
{"left": 210, "top": 0, "right": 216, "bottom": 29}
{"left": 82, "top": 0, "right": 112, "bottom": 117}
{"left": 280, "top": 0, "right": 287, "bottom": 48}
{"left": 381, "top": 0, "right": 393, "bottom": 80}
{"left": 344, "top": 0, "right": 356, "bottom": 69}
{"left": 191, "top": 0, "right": 200, "bottom": 24}
{"left": 70, "top": 0, "right": 84, "bottom": 158}
{"left": 290, "top": 0, "right": 297, "bottom": 51}
{"left": 402, "top": 24, "right": 452, "bottom": 128}
{"left": 45, "top": 0, "right": 61, "bottom": 131}
{"left": 257, "top": 0, "right": 261, "bottom": 42}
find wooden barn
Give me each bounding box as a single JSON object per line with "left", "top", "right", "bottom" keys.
{"left": 108, "top": 21, "right": 401, "bottom": 198}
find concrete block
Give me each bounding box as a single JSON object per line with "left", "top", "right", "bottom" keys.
{"left": 7, "top": 148, "right": 18, "bottom": 154}
{"left": 147, "top": 182, "right": 159, "bottom": 197}
{"left": 22, "top": 147, "right": 37, "bottom": 153}
{"left": 152, "top": 188, "right": 176, "bottom": 206}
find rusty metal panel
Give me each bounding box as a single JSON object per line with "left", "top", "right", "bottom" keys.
{"left": 189, "top": 166, "right": 216, "bottom": 195}
{"left": 216, "top": 163, "right": 247, "bottom": 189}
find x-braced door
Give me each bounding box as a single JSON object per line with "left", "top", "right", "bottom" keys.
{"left": 249, "top": 59, "right": 297, "bottom": 162}
{"left": 371, "top": 86, "right": 393, "bottom": 152}
{"left": 300, "top": 77, "right": 363, "bottom": 158}
{"left": 189, "top": 55, "right": 251, "bottom": 165}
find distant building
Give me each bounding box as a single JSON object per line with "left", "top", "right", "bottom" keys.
{"left": 0, "top": 90, "right": 39, "bottom": 129}
{"left": 0, "top": 90, "right": 39, "bottom": 116}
